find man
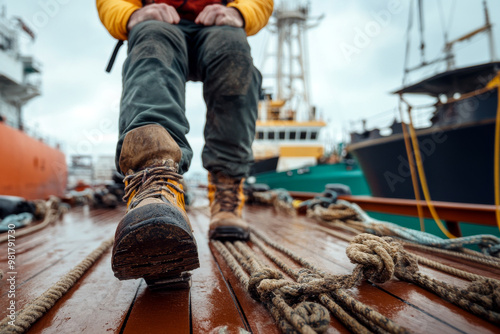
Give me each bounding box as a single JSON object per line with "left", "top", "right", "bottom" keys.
{"left": 96, "top": 0, "right": 273, "bottom": 285}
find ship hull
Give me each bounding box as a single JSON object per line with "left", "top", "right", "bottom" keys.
{"left": 252, "top": 162, "right": 371, "bottom": 194}
{"left": 0, "top": 122, "right": 67, "bottom": 199}
{"left": 349, "top": 119, "right": 497, "bottom": 205}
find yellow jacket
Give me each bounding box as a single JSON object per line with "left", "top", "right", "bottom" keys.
{"left": 96, "top": 0, "right": 274, "bottom": 40}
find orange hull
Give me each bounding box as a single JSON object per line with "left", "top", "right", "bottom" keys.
{"left": 0, "top": 122, "right": 67, "bottom": 200}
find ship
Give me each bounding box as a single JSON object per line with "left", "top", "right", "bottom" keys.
{"left": 249, "top": 2, "right": 370, "bottom": 195}
{"left": 0, "top": 10, "right": 67, "bottom": 200}
{"left": 348, "top": 0, "right": 499, "bottom": 205}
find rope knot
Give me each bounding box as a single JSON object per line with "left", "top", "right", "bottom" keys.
{"left": 468, "top": 279, "right": 500, "bottom": 309}
{"left": 248, "top": 268, "right": 283, "bottom": 301}
{"left": 297, "top": 268, "right": 323, "bottom": 284}
{"left": 293, "top": 301, "right": 331, "bottom": 333}
{"left": 346, "top": 234, "right": 403, "bottom": 283}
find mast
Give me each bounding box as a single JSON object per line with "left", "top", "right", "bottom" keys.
{"left": 417, "top": 0, "right": 425, "bottom": 65}
{"left": 483, "top": 0, "right": 497, "bottom": 62}
{"left": 264, "top": 1, "right": 322, "bottom": 120}
{"left": 404, "top": 0, "right": 497, "bottom": 77}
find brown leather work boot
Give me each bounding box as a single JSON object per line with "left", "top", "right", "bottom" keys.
{"left": 112, "top": 124, "right": 199, "bottom": 287}
{"left": 208, "top": 172, "right": 249, "bottom": 240}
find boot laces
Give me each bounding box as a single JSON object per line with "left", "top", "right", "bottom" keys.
{"left": 123, "top": 165, "right": 183, "bottom": 208}
{"left": 214, "top": 182, "right": 241, "bottom": 212}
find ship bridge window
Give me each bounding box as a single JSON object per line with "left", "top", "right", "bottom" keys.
{"left": 268, "top": 131, "right": 275, "bottom": 140}
{"left": 256, "top": 131, "right": 264, "bottom": 140}
{"left": 289, "top": 131, "right": 296, "bottom": 140}
{"left": 300, "top": 131, "right": 307, "bottom": 140}
{"left": 279, "top": 131, "right": 286, "bottom": 139}
{"left": 310, "top": 131, "right": 318, "bottom": 140}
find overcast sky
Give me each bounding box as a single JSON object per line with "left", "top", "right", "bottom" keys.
{"left": 3, "top": 0, "right": 500, "bottom": 178}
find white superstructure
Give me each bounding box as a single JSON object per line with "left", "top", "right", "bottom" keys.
{"left": 0, "top": 9, "right": 41, "bottom": 129}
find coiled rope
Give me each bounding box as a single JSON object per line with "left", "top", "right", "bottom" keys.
{"left": 0, "top": 237, "right": 114, "bottom": 334}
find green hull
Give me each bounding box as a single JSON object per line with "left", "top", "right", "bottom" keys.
{"left": 253, "top": 162, "right": 371, "bottom": 194}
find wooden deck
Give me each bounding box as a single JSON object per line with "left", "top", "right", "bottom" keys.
{"left": 1, "top": 194, "right": 500, "bottom": 334}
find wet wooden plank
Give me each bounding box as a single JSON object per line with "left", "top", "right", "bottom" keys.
{"left": 0, "top": 206, "right": 141, "bottom": 334}
{"left": 189, "top": 209, "right": 250, "bottom": 333}
{"left": 27, "top": 251, "right": 139, "bottom": 334}
{"left": 0, "top": 208, "right": 120, "bottom": 315}
{"left": 122, "top": 282, "right": 191, "bottom": 334}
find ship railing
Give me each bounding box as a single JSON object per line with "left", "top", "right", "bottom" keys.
{"left": 289, "top": 191, "right": 498, "bottom": 238}
{"left": 350, "top": 106, "right": 434, "bottom": 136}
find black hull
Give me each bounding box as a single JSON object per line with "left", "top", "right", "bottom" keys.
{"left": 250, "top": 156, "right": 279, "bottom": 175}
{"left": 350, "top": 120, "right": 497, "bottom": 205}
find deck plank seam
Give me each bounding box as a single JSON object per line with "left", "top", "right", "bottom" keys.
{"left": 0, "top": 248, "right": 78, "bottom": 299}
{"left": 188, "top": 210, "right": 253, "bottom": 332}
{"left": 210, "top": 248, "right": 253, "bottom": 333}
{"left": 119, "top": 280, "right": 144, "bottom": 334}
{"left": 189, "top": 290, "right": 193, "bottom": 334}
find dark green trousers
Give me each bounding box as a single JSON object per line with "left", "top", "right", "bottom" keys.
{"left": 116, "top": 20, "right": 262, "bottom": 178}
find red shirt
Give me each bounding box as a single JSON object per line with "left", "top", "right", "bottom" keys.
{"left": 142, "top": 0, "right": 233, "bottom": 21}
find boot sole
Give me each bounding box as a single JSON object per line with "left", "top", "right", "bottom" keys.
{"left": 209, "top": 226, "right": 250, "bottom": 241}
{"left": 112, "top": 203, "right": 199, "bottom": 283}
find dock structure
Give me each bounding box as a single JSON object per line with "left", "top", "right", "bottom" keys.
{"left": 1, "top": 193, "right": 499, "bottom": 333}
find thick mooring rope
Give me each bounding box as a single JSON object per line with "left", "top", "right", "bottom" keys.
{"left": 346, "top": 234, "right": 500, "bottom": 324}
{"left": 213, "top": 240, "right": 330, "bottom": 334}
{"left": 214, "top": 231, "right": 414, "bottom": 334}
{"left": 214, "top": 230, "right": 500, "bottom": 334}
{"left": 402, "top": 241, "right": 500, "bottom": 268}
{"left": 0, "top": 237, "right": 114, "bottom": 334}
{"left": 307, "top": 219, "right": 500, "bottom": 283}
{"left": 304, "top": 211, "right": 500, "bottom": 282}
{"left": 251, "top": 229, "right": 411, "bottom": 334}
{"left": 309, "top": 200, "right": 500, "bottom": 257}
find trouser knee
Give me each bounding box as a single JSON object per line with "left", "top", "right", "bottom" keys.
{"left": 127, "top": 21, "right": 187, "bottom": 70}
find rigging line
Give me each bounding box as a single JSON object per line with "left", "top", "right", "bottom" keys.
{"left": 403, "top": 0, "right": 414, "bottom": 85}
{"left": 495, "top": 85, "right": 500, "bottom": 232}
{"left": 417, "top": 0, "right": 425, "bottom": 64}
{"left": 398, "top": 99, "right": 425, "bottom": 232}
{"left": 447, "top": 0, "right": 457, "bottom": 36}
{"left": 436, "top": 0, "right": 448, "bottom": 45}
{"left": 403, "top": 100, "right": 456, "bottom": 239}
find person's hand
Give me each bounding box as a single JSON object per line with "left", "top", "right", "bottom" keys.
{"left": 127, "top": 4, "right": 181, "bottom": 31}
{"left": 195, "top": 5, "right": 244, "bottom": 28}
